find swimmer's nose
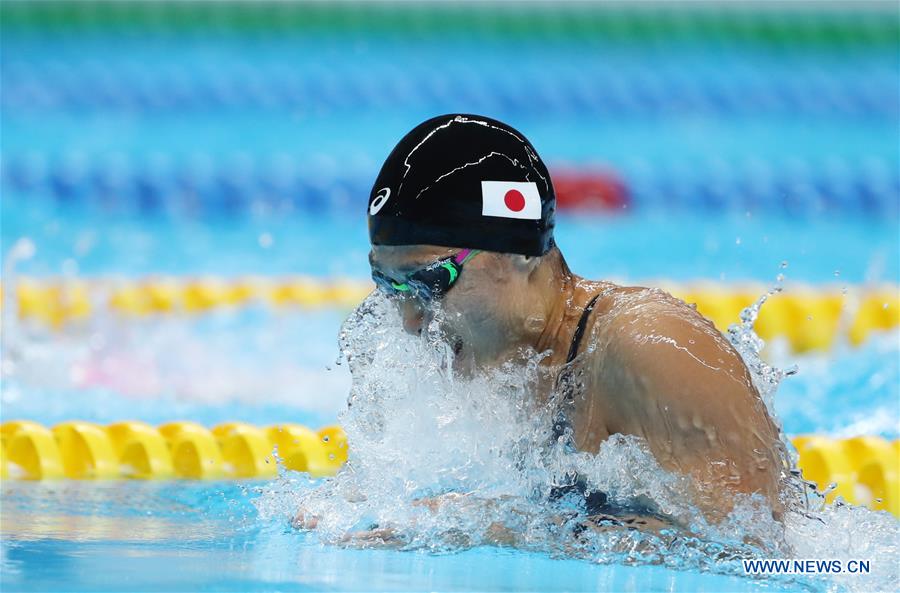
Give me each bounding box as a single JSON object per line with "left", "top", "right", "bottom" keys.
{"left": 399, "top": 300, "right": 426, "bottom": 336}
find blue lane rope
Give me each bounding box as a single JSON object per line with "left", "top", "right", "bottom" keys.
{"left": 2, "top": 58, "right": 895, "bottom": 119}
{"left": 3, "top": 153, "right": 896, "bottom": 218}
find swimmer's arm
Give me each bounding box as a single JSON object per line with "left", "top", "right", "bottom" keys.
{"left": 600, "top": 296, "right": 787, "bottom": 521}
{"left": 413, "top": 493, "right": 528, "bottom": 547}
{"left": 333, "top": 494, "right": 585, "bottom": 549}
{"left": 412, "top": 495, "right": 674, "bottom": 547}
{"left": 325, "top": 495, "right": 676, "bottom": 549}
{"left": 296, "top": 493, "right": 526, "bottom": 548}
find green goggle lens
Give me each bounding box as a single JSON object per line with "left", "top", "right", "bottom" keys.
{"left": 372, "top": 249, "right": 479, "bottom": 302}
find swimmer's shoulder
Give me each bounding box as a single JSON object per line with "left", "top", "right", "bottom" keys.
{"left": 588, "top": 281, "right": 707, "bottom": 333}
{"left": 588, "top": 280, "right": 753, "bottom": 396}
{"left": 584, "top": 280, "right": 734, "bottom": 376}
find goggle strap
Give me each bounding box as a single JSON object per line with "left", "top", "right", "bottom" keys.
{"left": 454, "top": 248, "right": 480, "bottom": 266}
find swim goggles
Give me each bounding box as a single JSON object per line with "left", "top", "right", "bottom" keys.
{"left": 372, "top": 249, "right": 481, "bottom": 303}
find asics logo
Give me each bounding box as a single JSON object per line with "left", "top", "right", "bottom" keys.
{"left": 369, "top": 187, "right": 391, "bottom": 215}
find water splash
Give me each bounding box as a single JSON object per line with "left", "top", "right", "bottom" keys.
{"left": 727, "top": 286, "right": 899, "bottom": 592}
{"left": 3, "top": 231, "right": 896, "bottom": 589}
{"left": 256, "top": 288, "right": 898, "bottom": 591}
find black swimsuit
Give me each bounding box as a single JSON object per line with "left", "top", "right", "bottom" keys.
{"left": 551, "top": 292, "right": 601, "bottom": 443}
{"left": 547, "top": 293, "right": 662, "bottom": 522}
{"left": 548, "top": 293, "right": 614, "bottom": 515}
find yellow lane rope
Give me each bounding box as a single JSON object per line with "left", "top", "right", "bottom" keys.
{"left": 2, "top": 278, "right": 897, "bottom": 353}
{"left": 1, "top": 420, "right": 346, "bottom": 480}
{"left": 1, "top": 421, "right": 897, "bottom": 516}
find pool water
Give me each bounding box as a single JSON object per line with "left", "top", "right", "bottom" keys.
{"left": 0, "top": 481, "right": 818, "bottom": 593}
{"left": 1, "top": 225, "right": 898, "bottom": 592}
{"left": 2, "top": 203, "right": 899, "bottom": 593}
{"left": 3, "top": 203, "right": 898, "bottom": 435}
{"left": 3, "top": 2, "right": 900, "bottom": 592}
{"left": 3, "top": 203, "right": 899, "bottom": 283}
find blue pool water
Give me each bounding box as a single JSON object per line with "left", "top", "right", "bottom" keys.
{"left": 3, "top": 203, "right": 898, "bottom": 283}
{"left": 2, "top": 207, "right": 898, "bottom": 593}
{"left": 0, "top": 483, "right": 817, "bottom": 593}
{"left": 2, "top": 480, "right": 838, "bottom": 593}
{"left": 3, "top": 4, "right": 899, "bottom": 591}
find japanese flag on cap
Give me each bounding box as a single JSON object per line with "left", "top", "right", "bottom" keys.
{"left": 481, "top": 181, "right": 542, "bottom": 220}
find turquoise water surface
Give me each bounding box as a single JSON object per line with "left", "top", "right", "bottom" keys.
{"left": 3, "top": 4, "right": 899, "bottom": 591}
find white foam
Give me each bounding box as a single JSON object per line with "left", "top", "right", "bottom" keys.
{"left": 256, "top": 289, "right": 898, "bottom": 591}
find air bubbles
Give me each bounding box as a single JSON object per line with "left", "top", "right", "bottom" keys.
{"left": 775, "top": 262, "right": 789, "bottom": 286}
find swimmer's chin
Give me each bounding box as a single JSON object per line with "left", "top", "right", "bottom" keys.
{"left": 447, "top": 337, "right": 511, "bottom": 377}
{"left": 449, "top": 337, "right": 477, "bottom": 377}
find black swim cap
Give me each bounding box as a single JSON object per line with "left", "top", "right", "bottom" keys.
{"left": 367, "top": 114, "right": 556, "bottom": 256}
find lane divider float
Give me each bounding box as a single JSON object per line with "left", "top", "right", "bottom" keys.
{"left": 4, "top": 153, "right": 897, "bottom": 218}
{"left": 1, "top": 421, "right": 897, "bottom": 516}
{"left": 3, "top": 1, "right": 893, "bottom": 49}
{"left": 793, "top": 435, "right": 900, "bottom": 516}
{"left": 0, "top": 420, "right": 346, "bottom": 481}
{"left": 4, "top": 278, "right": 897, "bottom": 353}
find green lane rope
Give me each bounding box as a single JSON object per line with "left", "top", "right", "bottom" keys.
{"left": 1, "top": 1, "right": 896, "bottom": 49}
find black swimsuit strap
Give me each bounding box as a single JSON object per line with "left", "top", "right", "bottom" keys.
{"left": 549, "top": 292, "right": 610, "bottom": 513}
{"left": 552, "top": 290, "right": 661, "bottom": 518}
{"left": 566, "top": 293, "right": 602, "bottom": 364}
{"left": 552, "top": 292, "right": 603, "bottom": 443}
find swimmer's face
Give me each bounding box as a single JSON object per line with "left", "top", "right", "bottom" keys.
{"left": 369, "top": 244, "right": 536, "bottom": 370}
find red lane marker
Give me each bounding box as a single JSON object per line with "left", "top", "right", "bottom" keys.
{"left": 551, "top": 169, "right": 630, "bottom": 211}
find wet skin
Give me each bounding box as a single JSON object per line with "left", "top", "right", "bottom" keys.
{"left": 369, "top": 244, "right": 791, "bottom": 525}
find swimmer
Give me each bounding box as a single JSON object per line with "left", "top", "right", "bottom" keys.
{"left": 298, "top": 114, "right": 791, "bottom": 541}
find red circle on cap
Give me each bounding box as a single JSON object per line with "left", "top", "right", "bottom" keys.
{"left": 504, "top": 189, "right": 526, "bottom": 212}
